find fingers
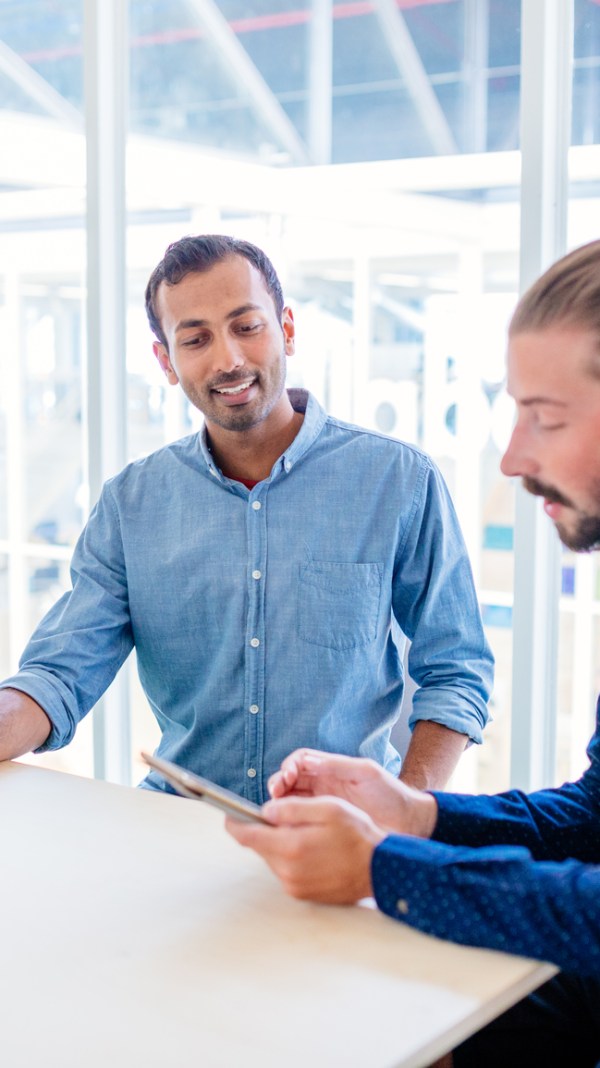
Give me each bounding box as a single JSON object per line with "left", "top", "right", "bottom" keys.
{"left": 226, "top": 796, "right": 358, "bottom": 843}
{"left": 267, "top": 749, "right": 323, "bottom": 798}
{"left": 225, "top": 814, "right": 268, "bottom": 848}
{"left": 262, "top": 795, "right": 331, "bottom": 826}
{"left": 226, "top": 797, "right": 383, "bottom": 904}
{"left": 267, "top": 748, "right": 377, "bottom": 799}
{"left": 268, "top": 759, "right": 300, "bottom": 799}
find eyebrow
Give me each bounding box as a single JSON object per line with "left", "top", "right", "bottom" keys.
{"left": 175, "top": 303, "right": 264, "bottom": 334}
{"left": 520, "top": 397, "right": 568, "bottom": 407}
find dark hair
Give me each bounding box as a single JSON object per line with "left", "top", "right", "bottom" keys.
{"left": 509, "top": 239, "right": 600, "bottom": 378}
{"left": 144, "top": 234, "right": 284, "bottom": 349}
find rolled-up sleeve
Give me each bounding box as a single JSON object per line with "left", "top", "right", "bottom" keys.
{"left": 392, "top": 458, "right": 494, "bottom": 744}
{"left": 0, "top": 483, "right": 133, "bottom": 750}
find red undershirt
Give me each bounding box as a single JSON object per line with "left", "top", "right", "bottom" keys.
{"left": 222, "top": 473, "right": 258, "bottom": 490}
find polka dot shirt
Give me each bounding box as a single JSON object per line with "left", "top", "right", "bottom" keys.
{"left": 371, "top": 701, "right": 600, "bottom": 977}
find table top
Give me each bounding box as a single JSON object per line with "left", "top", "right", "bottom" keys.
{"left": 0, "top": 760, "right": 555, "bottom": 1068}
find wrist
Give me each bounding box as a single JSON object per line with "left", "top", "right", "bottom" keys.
{"left": 416, "top": 791, "right": 438, "bottom": 838}
{"left": 389, "top": 786, "right": 438, "bottom": 839}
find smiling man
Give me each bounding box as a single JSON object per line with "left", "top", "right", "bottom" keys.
{"left": 227, "top": 240, "right": 600, "bottom": 1066}
{"left": 0, "top": 234, "right": 493, "bottom": 798}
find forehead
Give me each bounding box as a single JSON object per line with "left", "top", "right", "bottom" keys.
{"left": 506, "top": 326, "right": 599, "bottom": 400}
{"left": 155, "top": 255, "right": 274, "bottom": 327}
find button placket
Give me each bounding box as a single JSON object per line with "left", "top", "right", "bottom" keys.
{"left": 244, "top": 490, "right": 268, "bottom": 801}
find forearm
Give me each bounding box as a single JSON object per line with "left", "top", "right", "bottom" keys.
{"left": 0, "top": 688, "right": 52, "bottom": 760}
{"left": 432, "top": 711, "right": 600, "bottom": 861}
{"left": 399, "top": 720, "right": 468, "bottom": 791}
{"left": 372, "top": 835, "right": 600, "bottom": 977}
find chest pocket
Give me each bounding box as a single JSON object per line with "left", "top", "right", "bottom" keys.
{"left": 297, "top": 561, "right": 382, "bottom": 650}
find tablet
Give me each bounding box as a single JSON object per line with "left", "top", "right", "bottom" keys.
{"left": 141, "top": 751, "right": 272, "bottom": 824}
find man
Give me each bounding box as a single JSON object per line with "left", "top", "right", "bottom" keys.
{"left": 0, "top": 235, "right": 492, "bottom": 797}
{"left": 226, "top": 240, "right": 600, "bottom": 1064}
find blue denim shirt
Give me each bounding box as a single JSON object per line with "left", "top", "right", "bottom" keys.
{"left": 2, "top": 390, "right": 492, "bottom": 801}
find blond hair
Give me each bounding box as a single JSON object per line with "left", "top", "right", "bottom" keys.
{"left": 509, "top": 240, "right": 600, "bottom": 378}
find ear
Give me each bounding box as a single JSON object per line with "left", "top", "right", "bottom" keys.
{"left": 282, "top": 306, "right": 295, "bottom": 356}
{"left": 153, "top": 341, "right": 179, "bottom": 385}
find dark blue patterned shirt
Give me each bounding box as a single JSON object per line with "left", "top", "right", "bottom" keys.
{"left": 372, "top": 699, "right": 600, "bottom": 977}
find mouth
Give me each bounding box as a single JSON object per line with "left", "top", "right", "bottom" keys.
{"left": 212, "top": 377, "right": 257, "bottom": 404}
{"left": 522, "top": 477, "right": 572, "bottom": 516}
{"left": 543, "top": 499, "right": 565, "bottom": 521}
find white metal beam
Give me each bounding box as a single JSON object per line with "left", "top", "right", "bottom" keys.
{"left": 308, "top": 0, "right": 333, "bottom": 165}
{"left": 510, "top": 0, "right": 573, "bottom": 791}
{"left": 372, "top": 0, "right": 457, "bottom": 155}
{"left": 463, "top": 0, "right": 489, "bottom": 154}
{"left": 84, "top": 0, "right": 130, "bottom": 785}
{"left": 0, "top": 39, "right": 82, "bottom": 129}
{"left": 185, "top": 0, "right": 310, "bottom": 164}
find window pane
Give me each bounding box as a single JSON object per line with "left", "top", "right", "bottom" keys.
{"left": 0, "top": 0, "right": 87, "bottom": 777}
{"left": 562, "top": 0, "right": 600, "bottom": 785}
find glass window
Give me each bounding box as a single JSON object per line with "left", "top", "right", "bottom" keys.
{"left": 3, "top": 1, "right": 598, "bottom": 796}
{"left": 557, "top": 0, "right": 600, "bottom": 786}
{"left": 0, "top": 1, "right": 86, "bottom": 776}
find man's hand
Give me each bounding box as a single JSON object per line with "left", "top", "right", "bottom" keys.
{"left": 226, "top": 796, "right": 385, "bottom": 904}
{"left": 0, "top": 689, "right": 52, "bottom": 761}
{"left": 268, "top": 749, "right": 437, "bottom": 839}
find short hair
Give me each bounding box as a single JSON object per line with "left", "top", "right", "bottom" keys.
{"left": 145, "top": 234, "right": 285, "bottom": 349}
{"left": 509, "top": 240, "right": 600, "bottom": 377}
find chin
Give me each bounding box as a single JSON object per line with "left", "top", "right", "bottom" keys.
{"left": 556, "top": 517, "right": 600, "bottom": 553}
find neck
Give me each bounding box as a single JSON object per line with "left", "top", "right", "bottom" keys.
{"left": 207, "top": 402, "right": 304, "bottom": 483}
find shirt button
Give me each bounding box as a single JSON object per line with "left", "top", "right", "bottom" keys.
{"left": 249, "top": 704, "right": 259, "bottom": 714}
{"left": 284, "top": 460, "right": 292, "bottom": 472}
{"left": 209, "top": 467, "right": 217, "bottom": 476}
{"left": 252, "top": 570, "right": 261, "bottom": 580}
{"left": 247, "top": 768, "right": 257, "bottom": 778}
{"left": 250, "top": 637, "right": 260, "bottom": 648}
{"left": 252, "top": 500, "right": 261, "bottom": 511}
{"left": 396, "top": 898, "right": 409, "bottom": 915}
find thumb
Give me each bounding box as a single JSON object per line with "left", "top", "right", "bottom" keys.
{"left": 262, "top": 795, "right": 352, "bottom": 827}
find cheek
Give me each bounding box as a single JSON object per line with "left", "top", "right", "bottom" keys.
{"left": 554, "top": 443, "right": 592, "bottom": 497}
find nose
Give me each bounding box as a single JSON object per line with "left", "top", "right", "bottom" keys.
{"left": 500, "top": 422, "right": 538, "bottom": 479}
{"left": 211, "top": 332, "right": 245, "bottom": 374}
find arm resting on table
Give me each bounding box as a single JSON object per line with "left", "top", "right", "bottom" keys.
{"left": 372, "top": 834, "right": 600, "bottom": 977}
{"left": 0, "top": 688, "right": 52, "bottom": 760}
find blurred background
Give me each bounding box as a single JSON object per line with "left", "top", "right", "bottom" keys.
{"left": 0, "top": 0, "right": 598, "bottom": 792}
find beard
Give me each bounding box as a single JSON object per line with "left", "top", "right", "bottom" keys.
{"left": 182, "top": 350, "right": 287, "bottom": 433}
{"left": 522, "top": 476, "right": 600, "bottom": 552}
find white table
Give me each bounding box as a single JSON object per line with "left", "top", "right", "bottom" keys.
{"left": 0, "top": 761, "right": 555, "bottom": 1067}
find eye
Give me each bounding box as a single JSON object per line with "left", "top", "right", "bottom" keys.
{"left": 181, "top": 334, "right": 208, "bottom": 348}
{"left": 532, "top": 404, "right": 567, "bottom": 432}
{"left": 236, "top": 320, "right": 263, "bottom": 334}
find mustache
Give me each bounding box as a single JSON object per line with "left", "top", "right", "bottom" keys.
{"left": 522, "top": 476, "right": 573, "bottom": 509}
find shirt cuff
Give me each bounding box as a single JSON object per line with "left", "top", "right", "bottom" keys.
{"left": 0, "top": 672, "right": 77, "bottom": 751}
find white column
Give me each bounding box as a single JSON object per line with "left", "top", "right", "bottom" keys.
{"left": 454, "top": 246, "right": 484, "bottom": 585}
{"left": 4, "top": 271, "right": 27, "bottom": 666}
{"left": 569, "top": 555, "right": 595, "bottom": 778}
{"left": 352, "top": 255, "right": 372, "bottom": 424}
{"left": 84, "top": 0, "right": 131, "bottom": 785}
{"left": 509, "top": 0, "right": 573, "bottom": 790}
{"left": 308, "top": 0, "right": 333, "bottom": 165}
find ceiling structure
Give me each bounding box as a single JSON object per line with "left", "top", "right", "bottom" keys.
{"left": 0, "top": 2, "right": 598, "bottom": 301}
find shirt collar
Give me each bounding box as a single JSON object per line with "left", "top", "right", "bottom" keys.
{"left": 198, "top": 389, "right": 327, "bottom": 480}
